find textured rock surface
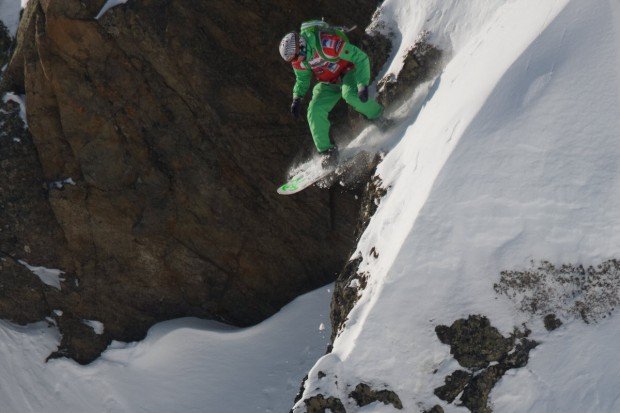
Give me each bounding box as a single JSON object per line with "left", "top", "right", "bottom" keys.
{"left": 434, "top": 370, "right": 471, "bottom": 403}
{"left": 434, "top": 316, "right": 538, "bottom": 413}
{"left": 304, "top": 394, "right": 346, "bottom": 413}
{"left": 435, "top": 315, "right": 515, "bottom": 370}
{"left": 377, "top": 32, "right": 443, "bottom": 107}
{"left": 0, "top": 0, "right": 381, "bottom": 362}
{"left": 349, "top": 383, "right": 403, "bottom": 409}
{"left": 0, "top": 98, "right": 66, "bottom": 325}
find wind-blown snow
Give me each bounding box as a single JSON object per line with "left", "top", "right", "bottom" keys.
{"left": 0, "top": 285, "right": 332, "bottom": 412}
{"left": 294, "top": 0, "right": 620, "bottom": 411}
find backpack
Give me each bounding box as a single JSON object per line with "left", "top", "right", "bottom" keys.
{"left": 299, "top": 20, "right": 357, "bottom": 66}
{"left": 300, "top": 20, "right": 352, "bottom": 43}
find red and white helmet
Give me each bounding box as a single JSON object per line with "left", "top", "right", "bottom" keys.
{"left": 279, "top": 32, "right": 301, "bottom": 62}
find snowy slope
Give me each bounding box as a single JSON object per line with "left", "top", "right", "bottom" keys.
{"left": 0, "top": 286, "right": 331, "bottom": 413}
{"left": 293, "top": 0, "right": 620, "bottom": 412}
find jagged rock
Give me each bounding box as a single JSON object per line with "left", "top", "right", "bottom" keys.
{"left": 460, "top": 364, "right": 505, "bottom": 413}
{"left": 377, "top": 32, "right": 443, "bottom": 107}
{"left": 502, "top": 338, "right": 538, "bottom": 369}
{"left": 330, "top": 175, "right": 386, "bottom": 340}
{"left": 434, "top": 370, "right": 471, "bottom": 403}
{"left": 544, "top": 313, "right": 562, "bottom": 331}
{"left": 349, "top": 382, "right": 403, "bottom": 409}
{"left": 435, "top": 315, "right": 514, "bottom": 370}
{"left": 0, "top": 97, "right": 67, "bottom": 324}
{"left": 303, "top": 394, "right": 346, "bottom": 413}
{"left": 424, "top": 406, "right": 445, "bottom": 413}
{"left": 330, "top": 256, "right": 365, "bottom": 340}
{"left": 0, "top": 259, "right": 48, "bottom": 325}
{"left": 0, "top": 0, "right": 381, "bottom": 362}
{"left": 435, "top": 316, "right": 539, "bottom": 413}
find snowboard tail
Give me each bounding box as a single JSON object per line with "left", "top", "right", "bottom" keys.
{"left": 277, "top": 119, "right": 395, "bottom": 195}
{"left": 277, "top": 163, "right": 335, "bottom": 195}
{"left": 277, "top": 149, "right": 375, "bottom": 195}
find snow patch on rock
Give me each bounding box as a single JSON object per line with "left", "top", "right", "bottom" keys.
{"left": 18, "top": 260, "right": 64, "bottom": 290}
{"left": 95, "top": 0, "right": 129, "bottom": 20}
{"left": 82, "top": 320, "right": 104, "bottom": 335}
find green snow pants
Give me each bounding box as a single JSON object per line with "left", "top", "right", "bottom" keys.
{"left": 307, "top": 70, "right": 383, "bottom": 153}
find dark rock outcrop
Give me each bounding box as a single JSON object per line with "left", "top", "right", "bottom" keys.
{"left": 435, "top": 315, "right": 515, "bottom": 370}
{"left": 377, "top": 31, "right": 443, "bottom": 107}
{"left": 543, "top": 313, "right": 562, "bottom": 331}
{"left": 434, "top": 370, "right": 471, "bottom": 403}
{"left": 297, "top": 381, "right": 403, "bottom": 413}
{"left": 0, "top": 97, "right": 66, "bottom": 325}
{"left": 304, "top": 394, "right": 346, "bottom": 413}
{"left": 330, "top": 175, "right": 386, "bottom": 342}
{"left": 349, "top": 383, "right": 403, "bottom": 409}
{"left": 0, "top": 0, "right": 382, "bottom": 362}
{"left": 434, "top": 316, "right": 538, "bottom": 413}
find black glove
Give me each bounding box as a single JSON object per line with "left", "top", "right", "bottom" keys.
{"left": 290, "top": 97, "right": 302, "bottom": 118}
{"left": 357, "top": 85, "right": 369, "bottom": 103}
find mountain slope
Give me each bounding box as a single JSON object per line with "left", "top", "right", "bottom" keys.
{"left": 0, "top": 0, "right": 619, "bottom": 412}
{"left": 293, "top": 0, "right": 620, "bottom": 411}
{"left": 0, "top": 286, "right": 331, "bottom": 413}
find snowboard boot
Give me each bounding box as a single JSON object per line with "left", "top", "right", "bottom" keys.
{"left": 320, "top": 146, "right": 339, "bottom": 169}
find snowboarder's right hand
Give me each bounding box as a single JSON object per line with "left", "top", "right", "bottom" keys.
{"left": 358, "top": 85, "right": 369, "bottom": 103}
{"left": 290, "top": 98, "right": 302, "bottom": 118}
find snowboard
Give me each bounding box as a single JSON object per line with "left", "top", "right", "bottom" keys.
{"left": 277, "top": 147, "right": 374, "bottom": 195}
{"left": 277, "top": 119, "right": 395, "bottom": 195}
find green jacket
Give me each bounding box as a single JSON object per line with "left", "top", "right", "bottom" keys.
{"left": 292, "top": 21, "right": 372, "bottom": 98}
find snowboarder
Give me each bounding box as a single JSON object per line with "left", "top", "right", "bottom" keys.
{"left": 279, "top": 20, "right": 383, "bottom": 168}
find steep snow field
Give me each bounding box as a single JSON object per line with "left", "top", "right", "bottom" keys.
{"left": 294, "top": 0, "right": 620, "bottom": 411}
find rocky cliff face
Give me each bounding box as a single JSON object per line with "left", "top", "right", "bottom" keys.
{"left": 0, "top": 0, "right": 380, "bottom": 363}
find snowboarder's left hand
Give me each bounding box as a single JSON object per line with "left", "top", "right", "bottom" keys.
{"left": 358, "top": 85, "right": 369, "bottom": 103}
{"left": 291, "top": 97, "right": 302, "bottom": 118}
